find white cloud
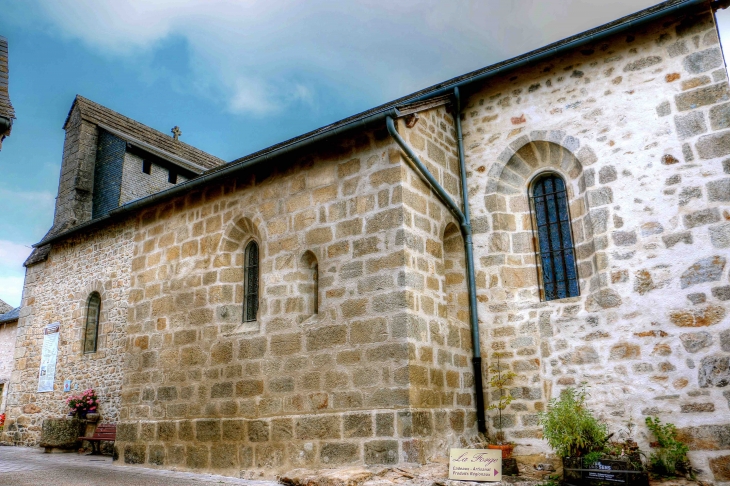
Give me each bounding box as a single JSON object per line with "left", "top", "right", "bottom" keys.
{"left": 15, "top": 0, "right": 659, "bottom": 115}
{"left": 0, "top": 240, "right": 32, "bottom": 307}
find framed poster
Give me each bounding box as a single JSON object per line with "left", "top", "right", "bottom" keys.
{"left": 38, "top": 322, "right": 60, "bottom": 392}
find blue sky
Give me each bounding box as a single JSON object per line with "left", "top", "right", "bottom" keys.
{"left": 0, "top": 0, "right": 726, "bottom": 306}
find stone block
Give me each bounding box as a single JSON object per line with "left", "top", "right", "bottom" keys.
{"left": 344, "top": 414, "right": 373, "bottom": 438}
{"left": 612, "top": 231, "right": 636, "bottom": 246}
{"left": 697, "top": 130, "right": 730, "bottom": 159}
{"left": 674, "top": 111, "right": 707, "bottom": 139}
{"left": 669, "top": 305, "right": 726, "bottom": 327}
{"left": 680, "top": 256, "right": 726, "bottom": 288}
{"left": 609, "top": 342, "right": 640, "bottom": 360}
{"left": 211, "top": 443, "right": 237, "bottom": 469}
{"left": 684, "top": 48, "right": 723, "bottom": 74}
{"left": 684, "top": 208, "right": 721, "bottom": 228}
{"left": 699, "top": 355, "right": 730, "bottom": 387}
{"left": 663, "top": 231, "right": 693, "bottom": 248}
{"left": 710, "top": 222, "right": 730, "bottom": 248}
{"left": 656, "top": 101, "right": 671, "bottom": 117}
{"left": 707, "top": 178, "right": 730, "bottom": 201}
{"left": 587, "top": 187, "right": 613, "bottom": 207}
{"left": 623, "top": 56, "right": 662, "bottom": 72}
{"left": 296, "top": 415, "right": 341, "bottom": 440}
{"left": 713, "top": 286, "right": 730, "bottom": 302}
{"left": 710, "top": 102, "right": 730, "bottom": 130}
{"left": 39, "top": 418, "right": 86, "bottom": 450}
{"left": 247, "top": 420, "right": 270, "bottom": 442}
{"left": 306, "top": 325, "right": 347, "bottom": 351}
{"left": 676, "top": 82, "right": 729, "bottom": 112}
{"left": 680, "top": 332, "right": 713, "bottom": 353}
{"left": 195, "top": 419, "right": 221, "bottom": 442}
{"left": 365, "top": 440, "right": 398, "bottom": 465}
{"left": 375, "top": 413, "right": 394, "bottom": 437}
{"left": 709, "top": 455, "right": 730, "bottom": 481}
{"left": 676, "top": 424, "right": 730, "bottom": 450}
{"left": 124, "top": 444, "right": 147, "bottom": 465}
{"left": 320, "top": 442, "right": 360, "bottom": 465}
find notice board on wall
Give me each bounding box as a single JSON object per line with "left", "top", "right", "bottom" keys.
{"left": 37, "top": 322, "right": 60, "bottom": 393}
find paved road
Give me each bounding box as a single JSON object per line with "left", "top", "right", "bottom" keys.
{"left": 0, "top": 446, "right": 279, "bottom": 486}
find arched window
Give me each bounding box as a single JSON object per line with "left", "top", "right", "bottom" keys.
{"left": 84, "top": 292, "right": 101, "bottom": 353}
{"left": 530, "top": 173, "right": 579, "bottom": 301}
{"left": 243, "top": 241, "right": 259, "bottom": 322}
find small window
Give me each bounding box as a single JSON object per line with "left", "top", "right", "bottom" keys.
{"left": 530, "top": 173, "right": 579, "bottom": 301}
{"left": 168, "top": 169, "right": 177, "bottom": 184}
{"left": 243, "top": 241, "right": 259, "bottom": 322}
{"left": 300, "top": 251, "right": 319, "bottom": 317}
{"left": 142, "top": 160, "right": 152, "bottom": 174}
{"left": 84, "top": 292, "right": 101, "bottom": 353}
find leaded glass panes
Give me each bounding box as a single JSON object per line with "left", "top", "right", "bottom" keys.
{"left": 531, "top": 174, "right": 579, "bottom": 301}
{"left": 84, "top": 292, "right": 101, "bottom": 353}
{"left": 244, "top": 241, "right": 259, "bottom": 322}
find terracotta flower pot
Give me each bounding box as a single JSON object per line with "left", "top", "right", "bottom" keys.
{"left": 487, "top": 443, "right": 514, "bottom": 459}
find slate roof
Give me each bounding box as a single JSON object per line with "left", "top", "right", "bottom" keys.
{"left": 0, "top": 36, "right": 14, "bottom": 121}
{"left": 0, "top": 306, "right": 20, "bottom": 324}
{"left": 66, "top": 96, "right": 226, "bottom": 170}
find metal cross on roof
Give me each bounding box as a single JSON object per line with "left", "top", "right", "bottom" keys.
{"left": 171, "top": 126, "right": 182, "bottom": 140}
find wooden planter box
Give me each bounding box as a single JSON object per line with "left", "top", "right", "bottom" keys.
{"left": 563, "top": 456, "right": 648, "bottom": 486}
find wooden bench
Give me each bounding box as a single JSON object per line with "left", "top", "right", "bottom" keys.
{"left": 79, "top": 423, "right": 116, "bottom": 455}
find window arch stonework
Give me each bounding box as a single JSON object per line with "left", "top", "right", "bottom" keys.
{"left": 219, "top": 215, "right": 264, "bottom": 333}
{"left": 484, "top": 134, "right": 606, "bottom": 302}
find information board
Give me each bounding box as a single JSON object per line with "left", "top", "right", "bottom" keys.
{"left": 449, "top": 448, "right": 502, "bottom": 481}
{"left": 37, "top": 322, "right": 60, "bottom": 392}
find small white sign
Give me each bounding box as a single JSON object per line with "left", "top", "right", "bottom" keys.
{"left": 449, "top": 448, "right": 502, "bottom": 482}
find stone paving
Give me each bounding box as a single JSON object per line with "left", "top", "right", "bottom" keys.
{"left": 0, "top": 445, "right": 279, "bottom": 486}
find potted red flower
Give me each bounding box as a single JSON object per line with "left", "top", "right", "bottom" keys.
{"left": 65, "top": 388, "right": 98, "bottom": 419}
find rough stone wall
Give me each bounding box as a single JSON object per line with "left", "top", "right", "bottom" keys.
{"left": 119, "top": 152, "right": 187, "bottom": 207}
{"left": 53, "top": 105, "right": 99, "bottom": 229}
{"left": 1, "top": 221, "right": 134, "bottom": 446}
{"left": 0, "top": 320, "right": 18, "bottom": 385}
{"left": 461, "top": 7, "right": 730, "bottom": 481}
{"left": 115, "top": 125, "right": 475, "bottom": 475}
{"left": 395, "top": 108, "right": 479, "bottom": 460}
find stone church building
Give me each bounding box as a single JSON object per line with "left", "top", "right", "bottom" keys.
{"left": 3, "top": 0, "right": 730, "bottom": 481}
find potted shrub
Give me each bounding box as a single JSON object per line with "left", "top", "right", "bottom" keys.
{"left": 486, "top": 357, "right": 516, "bottom": 459}
{"left": 540, "top": 385, "right": 647, "bottom": 486}
{"left": 645, "top": 417, "right": 690, "bottom": 478}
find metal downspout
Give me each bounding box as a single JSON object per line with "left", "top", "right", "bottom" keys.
{"left": 453, "top": 88, "right": 486, "bottom": 434}
{"left": 385, "top": 115, "right": 486, "bottom": 434}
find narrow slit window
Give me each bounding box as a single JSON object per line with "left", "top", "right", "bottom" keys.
{"left": 243, "top": 241, "right": 259, "bottom": 322}
{"left": 531, "top": 173, "right": 579, "bottom": 301}
{"left": 168, "top": 169, "right": 177, "bottom": 184}
{"left": 84, "top": 292, "right": 101, "bottom": 353}
{"left": 142, "top": 160, "right": 152, "bottom": 174}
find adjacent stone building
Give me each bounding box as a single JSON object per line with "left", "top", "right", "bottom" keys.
{"left": 0, "top": 35, "right": 15, "bottom": 150}
{"left": 0, "top": 301, "right": 19, "bottom": 413}
{"left": 3, "top": 0, "right": 730, "bottom": 482}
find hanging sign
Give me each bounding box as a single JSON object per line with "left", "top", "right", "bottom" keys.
{"left": 37, "top": 322, "right": 60, "bottom": 392}
{"left": 449, "top": 448, "right": 502, "bottom": 482}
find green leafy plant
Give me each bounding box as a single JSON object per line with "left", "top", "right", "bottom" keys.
{"left": 487, "top": 357, "right": 516, "bottom": 444}
{"left": 538, "top": 385, "right": 609, "bottom": 458}
{"left": 645, "top": 417, "right": 689, "bottom": 477}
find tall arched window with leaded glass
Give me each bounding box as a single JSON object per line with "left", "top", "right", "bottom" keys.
{"left": 84, "top": 292, "right": 101, "bottom": 353}
{"left": 243, "top": 241, "right": 259, "bottom": 322}
{"left": 530, "top": 173, "right": 579, "bottom": 301}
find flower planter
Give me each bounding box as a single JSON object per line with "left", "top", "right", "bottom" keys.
{"left": 563, "top": 456, "right": 648, "bottom": 486}
{"left": 487, "top": 443, "right": 514, "bottom": 459}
